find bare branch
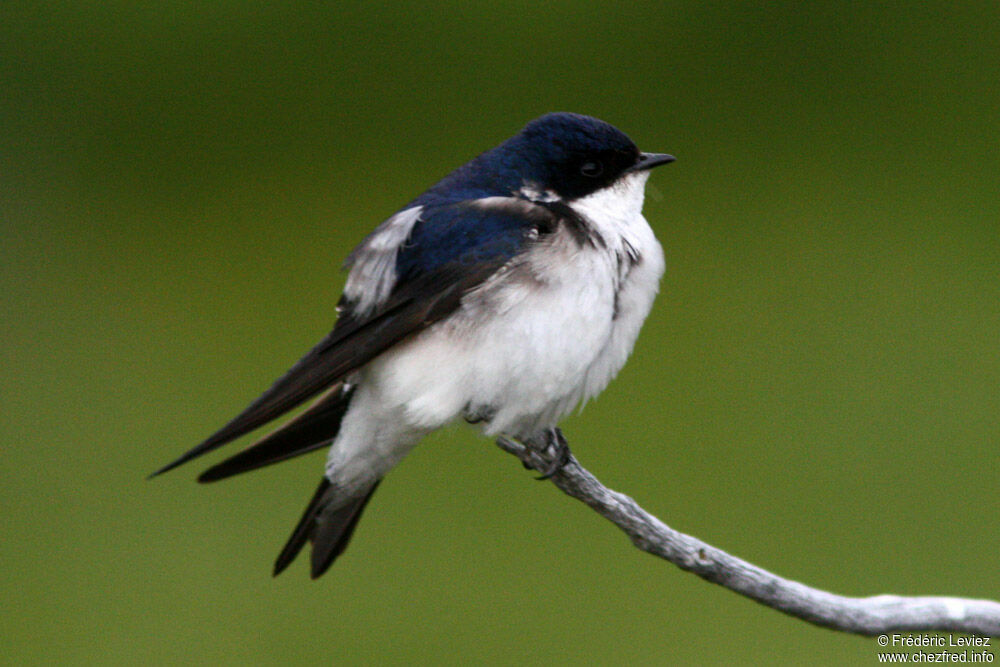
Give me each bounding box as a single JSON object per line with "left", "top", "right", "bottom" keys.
{"left": 496, "top": 435, "right": 1000, "bottom": 637}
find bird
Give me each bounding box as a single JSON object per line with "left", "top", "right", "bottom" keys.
{"left": 152, "top": 112, "right": 675, "bottom": 579}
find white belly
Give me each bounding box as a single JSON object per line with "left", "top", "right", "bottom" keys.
{"left": 327, "top": 172, "right": 664, "bottom": 491}
{"left": 359, "top": 213, "right": 662, "bottom": 436}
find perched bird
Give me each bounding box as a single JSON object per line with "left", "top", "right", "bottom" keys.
{"left": 153, "top": 112, "right": 674, "bottom": 578}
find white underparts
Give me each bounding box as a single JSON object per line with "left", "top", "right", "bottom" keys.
{"left": 326, "top": 174, "right": 664, "bottom": 497}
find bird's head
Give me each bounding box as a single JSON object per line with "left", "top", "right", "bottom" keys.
{"left": 421, "top": 112, "right": 674, "bottom": 209}
{"left": 507, "top": 112, "right": 674, "bottom": 202}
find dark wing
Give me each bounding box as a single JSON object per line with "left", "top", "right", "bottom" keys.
{"left": 153, "top": 198, "right": 558, "bottom": 478}
{"left": 150, "top": 257, "right": 508, "bottom": 477}
{"left": 195, "top": 383, "right": 354, "bottom": 482}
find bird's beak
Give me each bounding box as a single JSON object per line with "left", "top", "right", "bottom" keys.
{"left": 628, "top": 152, "right": 676, "bottom": 172}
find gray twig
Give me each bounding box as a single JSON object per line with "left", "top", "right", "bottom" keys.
{"left": 496, "top": 435, "right": 1000, "bottom": 637}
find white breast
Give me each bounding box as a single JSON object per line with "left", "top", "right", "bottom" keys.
{"left": 565, "top": 170, "right": 665, "bottom": 410}
{"left": 356, "top": 172, "right": 663, "bottom": 438}
{"left": 326, "top": 173, "right": 664, "bottom": 491}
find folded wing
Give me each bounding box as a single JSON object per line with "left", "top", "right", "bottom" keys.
{"left": 153, "top": 197, "right": 559, "bottom": 478}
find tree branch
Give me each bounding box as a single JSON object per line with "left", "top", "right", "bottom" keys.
{"left": 496, "top": 435, "right": 1000, "bottom": 637}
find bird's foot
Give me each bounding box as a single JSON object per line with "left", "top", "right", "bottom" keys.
{"left": 495, "top": 428, "right": 573, "bottom": 480}
{"left": 527, "top": 427, "right": 572, "bottom": 480}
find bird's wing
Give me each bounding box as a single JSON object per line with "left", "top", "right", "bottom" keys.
{"left": 153, "top": 197, "right": 563, "bottom": 477}
{"left": 195, "top": 382, "right": 355, "bottom": 482}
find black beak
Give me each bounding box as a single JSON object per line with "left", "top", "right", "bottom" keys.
{"left": 628, "top": 152, "right": 676, "bottom": 172}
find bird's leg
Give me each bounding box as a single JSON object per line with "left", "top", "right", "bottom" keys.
{"left": 525, "top": 427, "right": 572, "bottom": 480}
{"left": 463, "top": 403, "right": 496, "bottom": 426}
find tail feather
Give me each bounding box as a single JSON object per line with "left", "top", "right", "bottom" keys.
{"left": 273, "top": 477, "right": 380, "bottom": 579}
{"left": 198, "top": 384, "right": 354, "bottom": 483}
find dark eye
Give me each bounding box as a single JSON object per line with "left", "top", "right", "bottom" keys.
{"left": 579, "top": 160, "right": 604, "bottom": 177}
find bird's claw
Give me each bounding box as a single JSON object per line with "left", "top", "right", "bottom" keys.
{"left": 531, "top": 428, "right": 571, "bottom": 480}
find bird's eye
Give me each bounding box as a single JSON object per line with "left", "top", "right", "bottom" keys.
{"left": 579, "top": 160, "right": 604, "bottom": 177}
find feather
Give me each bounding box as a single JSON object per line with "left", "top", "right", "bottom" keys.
{"left": 197, "top": 383, "right": 355, "bottom": 482}
{"left": 272, "top": 477, "right": 380, "bottom": 578}
{"left": 150, "top": 257, "right": 510, "bottom": 478}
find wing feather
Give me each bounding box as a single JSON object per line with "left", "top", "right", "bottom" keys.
{"left": 153, "top": 197, "right": 565, "bottom": 478}
{"left": 151, "top": 257, "right": 509, "bottom": 477}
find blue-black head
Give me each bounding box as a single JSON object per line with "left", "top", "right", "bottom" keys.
{"left": 423, "top": 112, "right": 674, "bottom": 203}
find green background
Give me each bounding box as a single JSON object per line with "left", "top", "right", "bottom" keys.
{"left": 3, "top": 2, "right": 998, "bottom": 664}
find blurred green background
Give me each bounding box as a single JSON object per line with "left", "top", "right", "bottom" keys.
{"left": 3, "top": 1, "right": 999, "bottom": 664}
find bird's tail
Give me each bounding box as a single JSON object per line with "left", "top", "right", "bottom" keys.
{"left": 273, "top": 478, "right": 380, "bottom": 578}
{"left": 180, "top": 380, "right": 378, "bottom": 577}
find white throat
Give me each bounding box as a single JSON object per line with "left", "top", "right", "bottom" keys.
{"left": 567, "top": 171, "right": 652, "bottom": 240}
